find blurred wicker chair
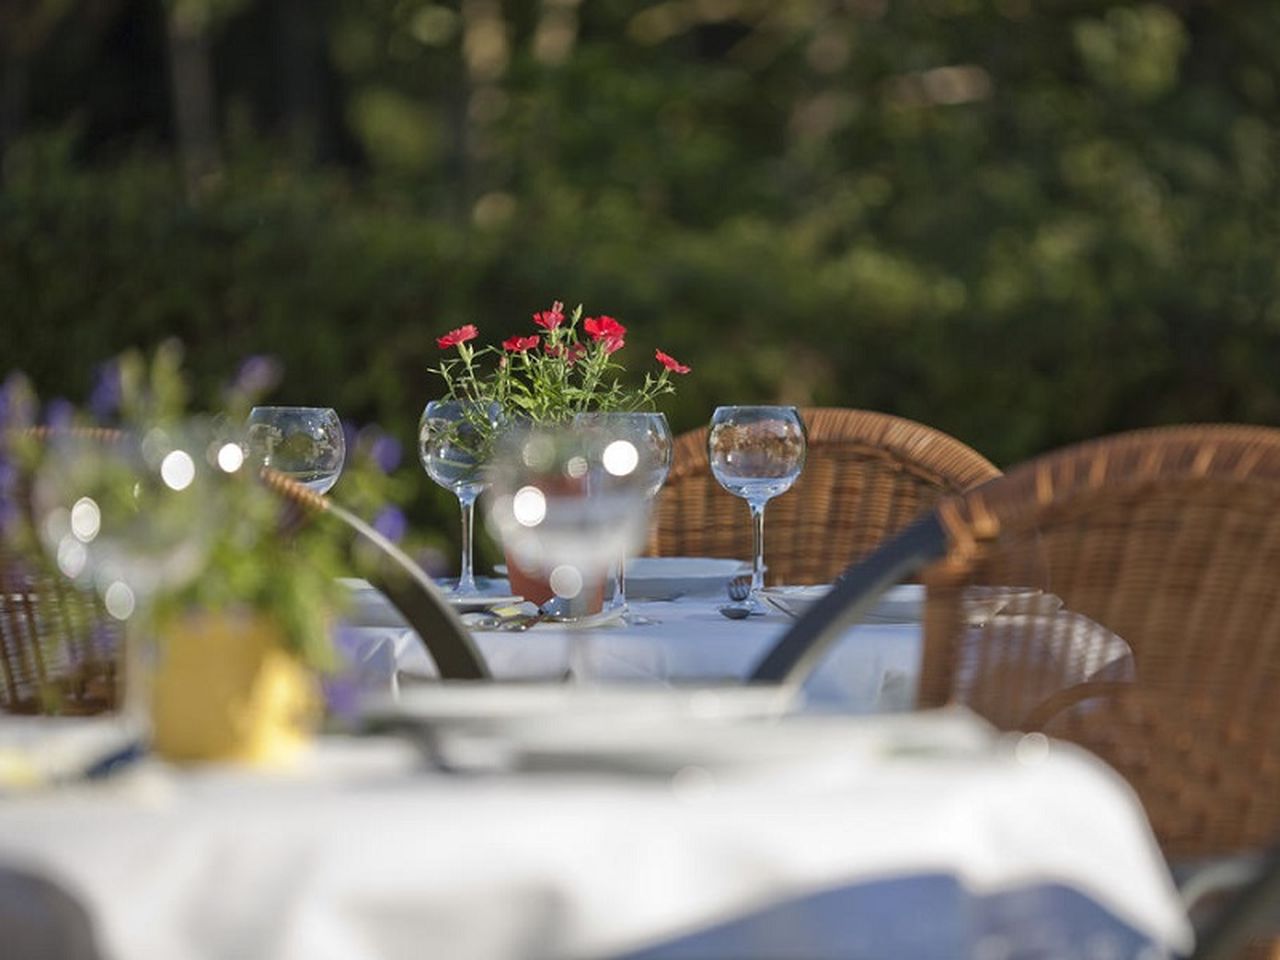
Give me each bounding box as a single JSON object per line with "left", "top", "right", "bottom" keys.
{"left": 1, "top": 428, "right": 124, "bottom": 715}
{"left": 756, "top": 424, "right": 1280, "bottom": 863}
{"left": 649, "top": 408, "right": 1000, "bottom": 585}
{"left": 0, "top": 549, "right": 121, "bottom": 715}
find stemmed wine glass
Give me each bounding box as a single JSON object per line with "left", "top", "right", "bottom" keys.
{"left": 245, "top": 407, "right": 345, "bottom": 494}
{"left": 708, "top": 406, "right": 806, "bottom": 612}
{"left": 419, "top": 399, "right": 501, "bottom": 597}
{"left": 575, "top": 411, "right": 672, "bottom": 623}
{"left": 33, "top": 423, "right": 231, "bottom": 727}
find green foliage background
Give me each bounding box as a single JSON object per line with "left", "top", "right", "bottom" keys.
{"left": 4, "top": 0, "right": 1280, "bottom": 571}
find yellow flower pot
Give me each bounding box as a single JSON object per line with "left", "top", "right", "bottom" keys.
{"left": 149, "top": 612, "right": 320, "bottom": 766}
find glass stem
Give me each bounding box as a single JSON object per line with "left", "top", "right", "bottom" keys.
{"left": 457, "top": 491, "right": 478, "bottom": 594}
{"left": 750, "top": 501, "right": 767, "bottom": 596}
{"left": 612, "top": 554, "right": 627, "bottom": 611}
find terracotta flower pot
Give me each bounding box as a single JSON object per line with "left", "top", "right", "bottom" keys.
{"left": 149, "top": 612, "right": 320, "bottom": 766}
{"left": 503, "top": 547, "right": 606, "bottom": 615}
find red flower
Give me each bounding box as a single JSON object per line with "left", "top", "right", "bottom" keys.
{"left": 437, "top": 324, "right": 478, "bottom": 349}
{"left": 532, "top": 301, "right": 565, "bottom": 331}
{"left": 583, "top": 315, "right": 626, "bottom": 342}
{"left": 583, "top": 315, "right": 627, "bottom": 354}
{"left": 655, "top": 349, "right": 691, "bottom": 374}
{"left": 546, "top": 342, "right": 587, "bottom": 365}
{"left": 502, "top": 334, "right": 540, "bottom": 353}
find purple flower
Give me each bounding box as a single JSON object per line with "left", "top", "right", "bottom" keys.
{"left": 0, "top": 500, "right": 19, "bottom": 539}
{"left": 0, "top": 372, "right": 36, "bottom": 429}
{"left": 342, "top": 419, "right": 359, "bottom": 459}
{"left": 234, "top": 355, "right": 282, "bottom": 396}
{"left": 373, "top": 505, "right": 407, "bottom": 543}
{"left": 414, "top": 545, "right": 449, "bottom": 579}
{"left": 355, "top": 424, "right": 402, "bottom": 473}
{"left": 367, "top": 431, "right": 402, "bottom": 474}
{"left": 88, "top": 362, "right": 122, "bottom": 422}
{"left": 42, "top": 397, "right": 75, "bottom": 430}
{"left": 320, "top": 675, "right": 362, "bottom": 718}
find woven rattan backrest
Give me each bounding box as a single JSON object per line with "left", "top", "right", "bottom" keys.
{"left": 649, "top": 408, "right": 1000, "bottom": 585}
{"left": 0, "top": 428, "right": 124, "bottom": 715}
{"left": 917, "top": 424, "right": 1280, "bottom": 858}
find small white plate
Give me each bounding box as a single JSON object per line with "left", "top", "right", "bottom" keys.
{"left": 621, "top": 557, "right": 751, "bottom": 600}
{"left": 496, "top": 557, "right": 750, "bottom": 600}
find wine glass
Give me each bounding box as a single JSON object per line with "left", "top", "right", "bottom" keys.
{"left": 484, "top": 420, "right": 653, "bottom": 618}
{"left": 419, "top": 399, "right": 501, "bottom": 597}
{"left": 32, "top": 424, "right": 233, "bottom": 727}
{"left": 245, "top": 407, "right": 345, "bottom": 494}
{"left": 707, "top": 406, "right": 806, "bottom": 612}
{"left": 575, "top": 411, "right": 673, "bottom": 623}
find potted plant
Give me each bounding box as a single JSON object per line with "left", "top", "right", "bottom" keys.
{"left": 15, "top": 343, "right": 369, "bottom": 765}
{"left": 430, "top": 301, "right": 691, "bottom": 606}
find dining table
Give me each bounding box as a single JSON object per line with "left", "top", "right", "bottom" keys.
{"left": 0, "top": 569, "right": 1184, "bottom": 960}
{"left": 0, "top": 704, "right": 1192, "bottom": 960}
{"left": 336, "top": 573, "right": 1133, "bottom": 714}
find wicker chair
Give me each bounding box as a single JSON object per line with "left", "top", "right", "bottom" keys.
{"left": 0, "top": 548, "right": 121, "bottom": 715}
{"left": 1, "top": 428, "right": 124, "bottom": 715}
{"left": 649, "top": 408, "right": 1000, "bottom": 585}
{"left": 755, "top": 424, "right": 1280, "bottom": 863}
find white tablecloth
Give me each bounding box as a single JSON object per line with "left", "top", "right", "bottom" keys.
{"left": 339, "top": 596, "right": 926, "bottom": 711}
{"left": 340, "top": 594, "right": 1134, "bottom": 720}
{"left": 0, "top": 710, "right": 1192, "bottom": 960}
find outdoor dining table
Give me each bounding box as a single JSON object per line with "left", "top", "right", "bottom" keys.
{"left": 337, "top": 584, "right": 1131, "bottom": 714}
{"left": 340, "top": 586, "right": 927, "bottom": 706}
{"left": 0, "top": 705, "right": 1192, "bottom": 960}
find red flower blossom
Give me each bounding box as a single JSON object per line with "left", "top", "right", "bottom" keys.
{"left": 532, "top": 301, "right": 565, "bottom": 331}
{"left": 584, "top": 315, "right": 627, "bottom": 354}
{"left": 437, "top": 324, "right": 478, "bottom": 349}
{"left": 583, "top": 315, "right": 626, "bottom": 342}
{"left": 546, "top": 342, "right": 587, "bottom": 365}
{"left": 655, "top": 349, "right": 691, "bottom": 374}
{"left": 503, "top": 334, "right": 540, "bottom": 353}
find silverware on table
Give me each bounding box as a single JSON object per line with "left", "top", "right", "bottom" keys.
{"left": 719, "top": 574, "right": 762, "bottom": 620}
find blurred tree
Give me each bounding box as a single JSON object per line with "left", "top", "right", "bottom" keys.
{"left": 4, "top": 0, "right": 1280, "bottom": 565}
{"left": 0, "top": 0, "right": 76, "bottom": 181}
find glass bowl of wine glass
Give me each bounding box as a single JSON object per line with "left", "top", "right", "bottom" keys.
{"left": 245, "top": 407, "right": 345, "bottom": 494}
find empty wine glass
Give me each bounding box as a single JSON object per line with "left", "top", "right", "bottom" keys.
{"left": 33, "top": 426, "right": 223, "bottom": 616}
{"left": 575, "top": 411, "right": 672, "bottom": 623}
{"left": 708, "top": 405, "right": 806, "bottom": 612}
{"left": 484, "top": 420, "right": 653, "bottom": 618}
{"left": 245, "top": 407, "right": 345, "bottom": 494}
{"left": 32, "top": 424, "right": 240, "bottom": 728}
{"left": 419, "top": 399, "right": 501, "bottom": 597}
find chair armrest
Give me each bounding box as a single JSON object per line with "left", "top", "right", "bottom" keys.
{"left": 748, "top": 513, "right": 948, "bottom": 694}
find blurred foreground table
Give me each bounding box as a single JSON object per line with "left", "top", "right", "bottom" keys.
{"left": 0, "top": 709, "right": 1190, "bottom": 960}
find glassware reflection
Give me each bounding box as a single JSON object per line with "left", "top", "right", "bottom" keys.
{"left": 574, "top": 412, "right": 672, "bottom": 623}
{"left": 419, "top": 399, "right": 501, "bottom": 597}
{"left": 484, "top": 421, "right": 652, "bottom": 618}
{"left": 245, "top": 406, "right": 345, "bottom": 494}
{"left": 707, "top": 405, "right": 806, "bottom": 611}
